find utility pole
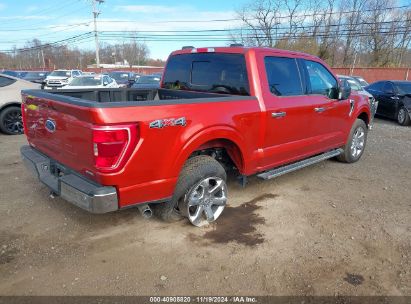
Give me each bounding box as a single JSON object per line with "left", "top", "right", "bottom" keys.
{"left": 92, "top": 0, "right": 104, "bottom": 68}
{"left": 41, "top": 48, "right": 45, "bottom": 70}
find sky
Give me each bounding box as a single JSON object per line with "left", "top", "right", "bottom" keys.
{"left": 0, "top": 0, "right": 249, "bottom": 60}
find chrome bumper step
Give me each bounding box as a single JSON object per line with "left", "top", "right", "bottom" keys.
{"left": 257, "top": 149, "right": 343, "bottom": 180}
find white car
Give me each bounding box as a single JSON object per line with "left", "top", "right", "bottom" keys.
{"left": 0, "top": 73, "right": 40, "bottom": 135}
{"left": 44, "top": 69, "right": 82, "bottom": 89}
{"left": 62, "top": 74, "right": 119, "bottom": 89}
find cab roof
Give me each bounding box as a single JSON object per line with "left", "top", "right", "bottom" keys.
{"left": 170, "top": 46, "right": 320, "bottom": 61}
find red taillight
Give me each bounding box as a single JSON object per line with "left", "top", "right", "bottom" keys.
{"left": 21, "top": 103, "right": 28, "bottom": 134}
{"left": 92, "top": 124, "right": 139, "bottom": 173}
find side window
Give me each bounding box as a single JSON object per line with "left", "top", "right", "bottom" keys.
{"left": 0, "top": 76, "right": 17, "bottom": 87}
{"left": 367, "top": 81, "right": 383, "bottom": 91}
{"left": 383, "top": 82, "right": 394, "bottom": 94}
{"left": 264, "top": 57, "right": 303, "bottom": 96}
{"left": 305, "top": 60, "right": 338, "bottom": 99}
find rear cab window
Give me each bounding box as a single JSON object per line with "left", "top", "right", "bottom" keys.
{"left": 162, "top": 53, "right": 250, "bottom": 96}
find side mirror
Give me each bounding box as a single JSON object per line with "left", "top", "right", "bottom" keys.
{"left": 103, "top": 82, "right": 108, "bottom": 86}
{"left": 338, "top": 82, "right": 351, "bottom": 100}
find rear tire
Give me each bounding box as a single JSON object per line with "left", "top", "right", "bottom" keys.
{"left": 0, "top": 106, "right": 23, "bottom": 135}
{"left": 337, "top": 119, "right": 368, "bottom": 163}
{"left": 397, "top": 107, "right": 410, "bottom": 126}
{"left": 153, "top": 155, "right": 227, "bottom": 224}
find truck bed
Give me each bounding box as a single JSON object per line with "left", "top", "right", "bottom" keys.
{"left": 23, "top": 88, "right": 245, "bottom": 108}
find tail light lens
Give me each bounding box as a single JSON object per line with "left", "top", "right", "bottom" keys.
{"left": 21, "top": 103, "right": 28, "bottom": 134}
{"left": 92, "top": 124, "right": 139, "bottom": 173}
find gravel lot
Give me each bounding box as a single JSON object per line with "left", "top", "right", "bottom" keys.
{"left": 0, "top": 118, "right": 410, "bottom": 296}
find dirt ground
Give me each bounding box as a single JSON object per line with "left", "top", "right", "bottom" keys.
{"left": 0, "top": 118, "right": 410, "bottom": 296}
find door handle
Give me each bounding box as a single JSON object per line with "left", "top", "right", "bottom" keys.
{"left": 314, "top": 107, "right": 326, "bottom": 112}
{"left": 390, "top": 96, "right": 399, "bottom": 100}
{"left": 271, "top": 111, "right": 286, "bottom": 118}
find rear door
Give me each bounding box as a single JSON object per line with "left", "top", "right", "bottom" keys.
{"left": 379, "top": 82, "right": 398, "bottom": 118}
{"left": 259, "top": 55, "right": 317, "bottom": 169}
{"left": 301, "top": 59, "right": 351, "bottom": 151}
{"left": 0, "top": 75, "right": 19, "bottom": 102}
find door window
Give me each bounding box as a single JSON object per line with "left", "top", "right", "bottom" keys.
{"left": 264, "top": 57, "right": 303, "bottom": 96}
{"left": 0, "top": 76, "right": 17, "bottom": 87}
{"left": 366, "top": 81, "right": 384, "bottom": 92}
{"left": 304, "top": 60, "right": 338, "bottom": 99}
{"left": 383, "top": 82, "right": 395, "bottom": 94}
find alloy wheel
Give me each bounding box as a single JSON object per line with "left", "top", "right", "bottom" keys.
{"left": 185, "top": 176, "right": 227, "bottom": 227}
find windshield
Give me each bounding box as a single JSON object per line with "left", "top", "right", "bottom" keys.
{"left": 355, "top": 77, "right": 368, "bottom": 86}
{"left": 50, "top": 71, "right": 70, "bottom": 77}
{"left": 69, "top": 77, "right": 101, "bottom": 86}
{"left": 395, "top": 82, "right": 411, "bottom": 95}
{"left": 346, "top": 79, "right": 362, "bottom": 91}
{"left": 136, "top": 76, "right": 160, "bottom": 84}
{"left": 109, "top": 72, "right": 129, "bottom": 81}
{"left": 163, "top": 53, "right": 250, "bottom": 95}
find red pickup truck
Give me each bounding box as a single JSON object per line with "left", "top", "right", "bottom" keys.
{"left": 20, "top": 46, "right": 371, "bottom": 227}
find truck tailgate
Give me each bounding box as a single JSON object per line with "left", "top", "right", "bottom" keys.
{"left": 22, "top": 93, "right": 96, "bottom": 178}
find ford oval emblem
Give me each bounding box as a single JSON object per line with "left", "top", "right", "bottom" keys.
{"left": 45, "top": 119, "right": 56, "bottom": 133}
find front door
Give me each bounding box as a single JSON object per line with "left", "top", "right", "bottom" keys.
{"left": 301, "top": 59, "right": 351, "bottom": 152}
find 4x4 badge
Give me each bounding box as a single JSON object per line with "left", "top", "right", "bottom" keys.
{"left": 149, "top": 117, "right": 186, "bottom": 129}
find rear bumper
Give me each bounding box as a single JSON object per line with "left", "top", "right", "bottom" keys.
{"left": 20, "top": 145, "right": 118, "bottom": 214}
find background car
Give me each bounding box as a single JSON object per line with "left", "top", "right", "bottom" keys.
{"left": 1, "top": 70, "right": 28, "bottom": 79}
{"left": 131, "top": 75, "right": 161, "bottom": 89}
{"left": 338, "top": 75, "right": 378, "bottom": 121}
{"left": 108, "top": 71, "right": 136, "bottom": 88}
{"left": 365, "top": 80, "right": 411, "bottom": 126}
{"left": 63, "top": 74, "right": 119, "bottom": 89}
{"left": 82, "top": 72, "right": 96, "bottom": 75}
{"left": 352, "top": 76, "right": 369, "bottom": 88}
{"left": 22, "top": 71, "right": 49, "bottom": 88}
{"left": 44, "top": 69, "right": 82, "bottom": 89}
{"left": 0, "top": 73, "right": 40, "bottom": 135}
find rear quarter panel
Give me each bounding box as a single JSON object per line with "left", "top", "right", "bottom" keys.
{"left": 94, "top": 98, "right": 261, "bottom": 206}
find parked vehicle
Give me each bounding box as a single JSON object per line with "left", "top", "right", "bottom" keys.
{"left": 20, "top": 46, "right": 370, "bottom": 227}
{"left": 23, "top": 71, "right": 49, "bottom": 87}
{"left": 365, "top": 80, "right": 411, "bottom": 126}
{"left": 1, "top": 70, "right": 28, "bottom": 79}
{"left": 108, "top": 71, "right": 136, "bottom": 88}
{"left": 0, "top": 73, "right": 40, "bottom": 135}
{"left": 131, "top": 75, "right": 161, "bottom": 89}
{"left": 352, "top": 76, "right": 369, "bottom": 88}
{"left": 338, "top": 75, "right": 378, "bottom": 122}
{"left": 63, "top": 74, "right": 119, "bottom": 89}
{"left": 44, "top": 69, "right": 82, "bottom": 89}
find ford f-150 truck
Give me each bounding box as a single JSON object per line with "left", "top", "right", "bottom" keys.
{"left": 20, "top": 46, "right": 371, "bottom": 227}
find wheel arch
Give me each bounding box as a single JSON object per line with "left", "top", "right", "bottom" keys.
{"left": 357, "top": 111, "right": 370, "bottom": 127}
{"left": 172, "top": 126, "right": 247, "bottom": 177}
{"left": 0, "top": 102, "right": 21, "bottom": 113}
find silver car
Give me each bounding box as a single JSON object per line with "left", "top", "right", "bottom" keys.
{"left": 0, "top": 73, "right": 40, "bottom": 135}
{"left": 338, "top": 75, "right": 378, "bottom": 125}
